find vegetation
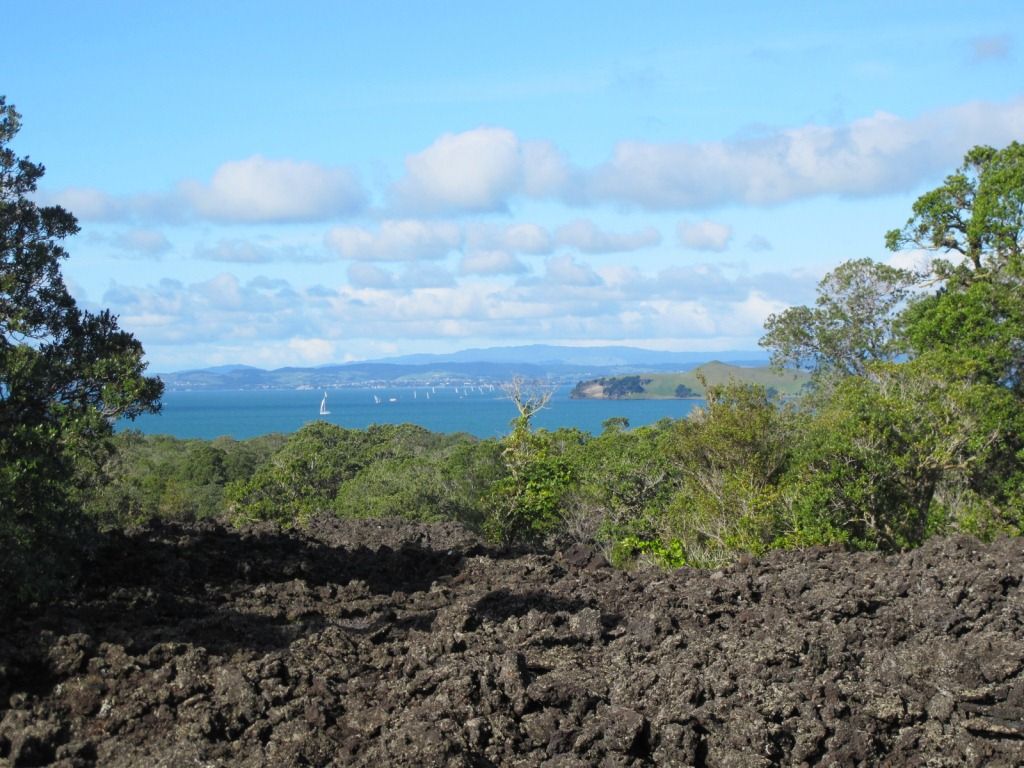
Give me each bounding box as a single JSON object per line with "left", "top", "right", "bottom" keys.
{"left": 1, "top": 98, "right": 162, "bottom": 607}
{"left": 3, "top": 96, "right": 1022, "bottom": 607}
{"left": 571, "top": 362, "right": 809, "bottom": 399}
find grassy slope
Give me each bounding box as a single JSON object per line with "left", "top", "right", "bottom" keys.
{"left": 580, "top": 362, "right": 809, "bottom": 399}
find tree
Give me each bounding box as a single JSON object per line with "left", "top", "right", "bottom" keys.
{"left": 661, "top": 381, "right": 794, "bottom": 566}
{"left": 886, "top": 142, "right": 1024, "bottom": 274}
{"left": 888, "top": 143, "right": 1024, "bottom": 395}
{"left": 760, "top": 258, "right": 914, "bottom": 380}
{"left": 0, "top": 97, "right": 162, "bottom": 605}
{"left": 483, "top": 378, "right": 571, "bottom": 545}
{"left": 886, "top": 142, "right": 1024, "bottom": 535}
{"left": 764, "top": 142, "right": 1024, "bottom": 551}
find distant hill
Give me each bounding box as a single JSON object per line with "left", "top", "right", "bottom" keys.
{"left": 570, "top": 362, "right": 810, "bottom": 400}
{"left": 157, "top": 345, "right": 771, "bottom": 391}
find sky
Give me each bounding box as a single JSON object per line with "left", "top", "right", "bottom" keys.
{"left": 4, "top": 1, "right": 1023, "bottom": 372}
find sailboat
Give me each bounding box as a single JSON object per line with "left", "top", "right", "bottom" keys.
{"left": 373, "top": 394, "right": 381, "bottom": 405}
{"left": 319, "top": 391, "right": 331, "bottom": 416}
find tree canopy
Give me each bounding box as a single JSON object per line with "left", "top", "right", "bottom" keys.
{"left": 1, "top": 97, "right": 163, "bottom": 605}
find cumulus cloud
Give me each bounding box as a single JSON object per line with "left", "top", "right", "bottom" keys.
{"left": 43, "top": 187, "right": 181, "bottom": 222}
{"left": 347, "top": 263, "right": 395, "bottom": 289}
{"left": 194, "top": 239, "right": 272, "bottom": 263}
{"left": 555, "top": 218, "right": 661, "bottom": 253}
{"left": 396, "top": 264, "right": 457, "bottom": 290}
{"left": 194, "top": 238, "right": 324, "bottom": 263}
{"left": 583, "top": 98, "right": 1024, "bottom": 209}
{"left": 48, "top": 97, "right": 1024, "bottom": 232}
{"left": 459, "top": 249, "right": 529, "bottom": 276}
{"left": 678, "top": 220, "right": 733, "bottom": 251}
{"left": 47, "top": 187, "right": 128, "bottom": 220}
{"left": 499, "top": 223, "right": 554, "bottom": 254}
{"left": 462, "top": 222, "right": 553, "bottom": 255}
{"left": 108, "top": 259, "right": 823, "bottom": 370}
{"left": 389, "top": 127, "right": 570, "bottom": 213}
{"left": 885, "top": 248, "right": 935, "bottom": 273}
{"left": 105, "top": 273, "right": 307, "bottom": 345}
{"left": 179, "top": 156, "right": 366, "bottom": 222}
{"left": 109, "top": 228, "right": 171, "bottom": 256}
{"left": 325, "top": 219, "right": 461, "bottom": 261}
{"left": 542, "top": 254, "right": 604, "bottom": 287}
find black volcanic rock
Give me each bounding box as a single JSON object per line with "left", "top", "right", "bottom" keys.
{"left": 1, "top": 519, "right": 1022, "bottom": 766}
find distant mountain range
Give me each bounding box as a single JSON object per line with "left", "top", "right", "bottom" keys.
{"left": 157, "top": 345, "right": 770, "bottom": 391}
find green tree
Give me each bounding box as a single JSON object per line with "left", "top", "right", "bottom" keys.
{"left": 483, "top": 379, "right": 577, "bottom": 545}
{"left": 1, "top": 98, "right": 162, "bottom": 604}
{"left": 886, "top": 142, "right": 1024, "bottom": 273}
{"left": 761, "top": 258, "right": 914, "bottom": 381}
{"left": 563, "top": 420, "right": 678, "bottom": 560}
{"left": 763, "top": 143, "right": 1024, "bottom": 550}
{"left": 660, "top": 381, "right": 794, "bottom": 566}
{"left": 886, "top": 142, "right": 1024, "bottom": 536}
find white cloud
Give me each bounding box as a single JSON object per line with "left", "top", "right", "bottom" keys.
{"left": 287, "top": 338, "right": 336, "bottom": 363}
{"left": 48, "top": 97, "right": 1024, "bottom": 235}
{"left": 397, "top": 264, "right": 457, "bottom": 289}
{"left": 542, "top": 254, "right": 604, "bottom": 287}
{"left": 110, "top": 228, "right": 171, "bottom": 256}
{"left": 885, "top": 248, "right": 937, "bottom": 273}
{"left": 584, "top": 98, "right": 1024, "bottom": 209}
{"left": 325, "top": 219, "right": 461, "bottom": 261}
{"left": 555, "top": 218, "right": 661, "bottom": 253}
{"left": 499, "top": 223, "right": 553, "bottom": 254}
{"left": 179, "top": 156, "right": 366, "bottom": 222}
{"left": 459, "top": 249, "right": 529, "bottom": 276}
{"left": 389, "top": 127, "right": 569, "bottom": 213}
{"left": 43, "top": 187, "right": 180, "bottom": 222}
{"left": 194, "top": 239, "right": 272, "bottom": 263}
{"left": 347, "top": 263, "right": 395, "bottom": 289}
{"left": 47, "top": 187, "right": 127, "bottom": 220}
{"left": 109, "top": 260, "right": 823, "bottom": 370}
{"left": 678, "top": 220, "right": 733, "bottom": 251}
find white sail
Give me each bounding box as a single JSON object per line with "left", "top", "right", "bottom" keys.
{"left": 319, "top": 391, "right": 331, "bottom": 416}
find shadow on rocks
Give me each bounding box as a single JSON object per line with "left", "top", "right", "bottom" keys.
{"left": 10, "top": 519, "right": 474, "bottom": 662}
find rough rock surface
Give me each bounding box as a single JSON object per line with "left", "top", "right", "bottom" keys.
{"left": 1, "top": 517, "right": 1022, "bottom": 766}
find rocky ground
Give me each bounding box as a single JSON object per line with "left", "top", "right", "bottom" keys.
{"left": 1, "top": 517, "right": 1022, "bottom": 767}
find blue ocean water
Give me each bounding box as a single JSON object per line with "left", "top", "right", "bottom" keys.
{"left": 122, "top": 386, "right": 703, "bottom": 440}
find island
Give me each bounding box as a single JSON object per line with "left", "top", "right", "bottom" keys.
{"left": 570, "top": 361, "right": 809, "bottom": 399}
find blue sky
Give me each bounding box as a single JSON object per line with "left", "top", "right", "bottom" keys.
{"left": 5, "top": 2, "right": 1022, "bottom": 371}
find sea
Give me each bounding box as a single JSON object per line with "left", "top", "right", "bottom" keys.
{"left": 121, "top": 385, "right": 704, "bottom": 441}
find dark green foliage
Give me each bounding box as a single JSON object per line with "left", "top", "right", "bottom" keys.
{"left": 762, "top": 141, "right": 1024, "bottom": 550}
{"left": 571, "top": 376, "right": 650, "bottom": 399}
{"left": 1, "top": 98, "right": 162, "bottom": 606}
{"left": 484, "top": 428, "right": 578, "bottom": 546}
{"left": 333, "top": 439, "right": 502, "bottom": 526}
{"left": 79, "top": 431, "right": 285, "bottom": 527}
{"left": 227, "top": 421, "right": 485, "bottom": 527}
{"left": 885, "top": 142, "right": 1024, "bottom": 272}
{"left": 674, "top": 384, "right": 696, "bottom": 398}
{"left": 660, "top": 382, "right": 795, "bottom": 566}
{"left": 562, "top": 420, "right": 676, "bottom": 550}
{"left": 603, "top": 376, "right": 650, "bottom": 398}
{"left": 482, "top": 381, "right": 574, "bottom": 546}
